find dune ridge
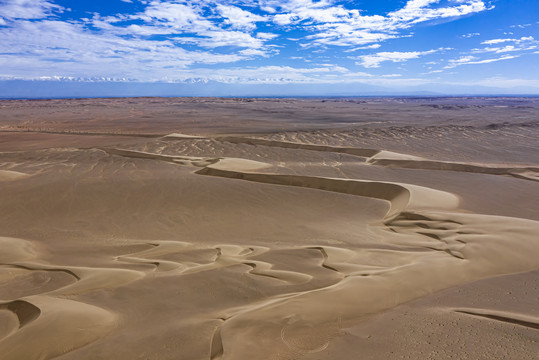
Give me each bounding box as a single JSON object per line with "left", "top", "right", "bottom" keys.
{"left": 216, "top": 136, "right": 539, "bottom": 182}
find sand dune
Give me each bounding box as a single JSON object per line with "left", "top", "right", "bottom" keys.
{"left": 0, "top": 98, "right": 538, "bottom": 360}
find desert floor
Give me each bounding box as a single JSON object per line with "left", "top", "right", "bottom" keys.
{"left": 0, "top": 97, "right": 538, "bottom": 359}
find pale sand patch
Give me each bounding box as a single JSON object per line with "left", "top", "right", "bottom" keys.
{"left": 163, "top": 133, "right": 206, "bottom": 140}
{"left": 0, "top": 170, "right": 29, "bottom": 181}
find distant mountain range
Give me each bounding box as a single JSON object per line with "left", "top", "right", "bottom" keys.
{"left": 0, "top": 80, "right": 537, "bottom": 99}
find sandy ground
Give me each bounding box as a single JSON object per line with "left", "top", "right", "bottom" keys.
{"left": 0, "top": 97, "right": 537, "bottom": 359}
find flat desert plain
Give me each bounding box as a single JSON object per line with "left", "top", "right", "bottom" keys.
{"left": 0, "top": 97, "right": 538, "bottom": 359}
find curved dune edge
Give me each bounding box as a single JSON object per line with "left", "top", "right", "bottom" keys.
{"left": 367, "top": 155, "right": 539, "bottom": 181}
{"left": 100, "top": 147, "right": 460, "bottom": 219}
{"left": 0, "top": 296, "right": 117, "bottom": 360}
{"left": 197, "top": 162, "right": 460, "bottom": 221}
{"left": 215, "top": 136, "right": 539, "bottom": 181}
{"left": 116, "top": 241, "right": 312, "bottom": 284}
{"left": 9, "top": 262, "right": 146, "bottom": 296}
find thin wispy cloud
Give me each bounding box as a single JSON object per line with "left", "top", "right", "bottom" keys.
{"left": 445, "top": 54, "right": 519, "bottom": 68}
{"left": 471, "top": 36, "right": 537, "bottom": 55}
{"left": 354, "top": 49, "right": 445, "bottom": 68}
{"left": 460, "top": 32, "right": 480, "bottom": 38}
{"left": 482, "top": 36, "right": 535, "bottom": 45}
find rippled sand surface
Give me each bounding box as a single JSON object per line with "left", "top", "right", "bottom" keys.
{"left": 0, "top": 97, "right": 538, "bottom": 359}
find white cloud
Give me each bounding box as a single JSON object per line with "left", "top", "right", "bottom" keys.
{"left": 155, "top": 64, "right": 353, "bottom": 84}
{"left": 127, "top": 2, "right": 214, "bottom": 33}
{"left": 177, "top": 30, "right": 265, "bottom": 49}
{"left": 445, "top": 54, "right": 519, "bottom": 68}
{"left": 0, "top": 0, "right": 504, "bottom": 83}
{"left": 451, "top": 77, "right": 539, "bottom": 88}
{"left": 343, "top": 44, "right": 382, "bottom": 53}
{"left": 355, "top": 49, "right": 441, "bottom": 68}
{"left": 88, "top": 2, "right": 273, "bottom": 51}
{"left": 135, "top": 64, "right": 434, "bottom": 86}
{"left": 479, "top": 45, "right": 537, "bottom": 53}
{"left": 460, "top": 32, "right": 480, "bottom": 38}
{"left": 256, "top": 32, "right": 279, "bottom": 40}
{"left": 470, "top": 55, "right": 519, "bottom": 64}
{"left": 482, "top": 38, "right": 513, "bottom": 45}
{"left": 0, "top": 0, "right": 64, "bottom": 20}
{"left": 0, "top": 0, "right": 493, "bottom": 54}
{"left": 509, "top": 23, "right": 531, "bottom": 29}
{"left": 273, "top": 13, "right": 294, "bottom": 25}
{"left": 482, "top": 36, "right": 534, "bottom": 45}
{"left": 0, "top": 19, "right": 249, "bottom": 81}
{"left": 387, "top": 0, "right": 488, "bottom": 27}
{"left": 266, "top": 0, "right": 491, "bottom": 48}
{"left": 445, "top": 55, "right": 477, "bottom": 68}
{"left": 239, "top": 48, "right": 272, "bottom": 57}
{"left": 217, "top": 5, "right": 266, "bottom": 31}
{"left": 473, "top": 36, "right": 537, "bottom": 54}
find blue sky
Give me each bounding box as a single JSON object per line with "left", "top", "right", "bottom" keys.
{"left": 0, "top": 0, "right": 538, "bottom": 95}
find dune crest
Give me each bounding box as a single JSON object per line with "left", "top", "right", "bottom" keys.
{"left": 217, "top": 136, "right": 539, "bottom": 181}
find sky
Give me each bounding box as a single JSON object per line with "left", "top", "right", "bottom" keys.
{"left": 0, "top": 0, "right": 538, "bottom": 97}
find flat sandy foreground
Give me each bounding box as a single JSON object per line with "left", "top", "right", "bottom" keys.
{"left": 0, "top": 97, "right": 538, "bottom": 360}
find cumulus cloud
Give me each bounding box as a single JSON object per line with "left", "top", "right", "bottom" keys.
{"left": 387, "top": 0, "right": 488, "bottom": 26}
{"left": 275, "top": 0, "right": 493, "bottom": 47}
{"left": 86, "top": 2, "right": 272, "bottom": 51}
{"left": 217, "top": 5, "right": 267, "bottom": 30}
{"left": 0, "top": 19, "right": 247, "bottom": 81}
